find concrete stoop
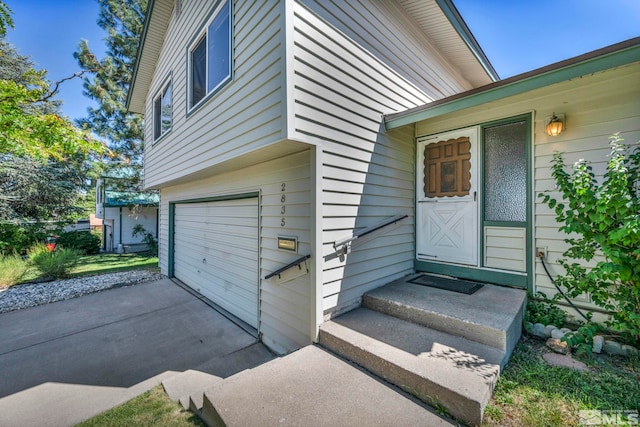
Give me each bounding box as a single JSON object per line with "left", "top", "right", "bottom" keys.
{"left": 319, "top": 308, "right": 502, "bottom": 426}
{"left": 191, "top": 276, "right": 525, "bottom": 427}
{"left": 363, "top": 275, "right": 526, "bottom": 360}
{"left": 199, "top": 345, "right": 455, "bottom": 427}
{"left": 317, "top": 276, "right": 526, "bottom": 426}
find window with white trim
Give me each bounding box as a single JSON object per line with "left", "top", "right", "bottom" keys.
{"left": 188, "top": 0, "right": 231, "bottom": 109}
{"left": 153, "top": 80, "right": 172, "bottom": 141}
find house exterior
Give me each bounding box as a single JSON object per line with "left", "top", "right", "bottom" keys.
{"left": 95, "top": 178, "right": 159, "bottom": 253}
{"left": 385, "top": 38, "right": 640, "bottom": 322}
{"left": 127, "top": 0, "right": 639, "bottom": 354}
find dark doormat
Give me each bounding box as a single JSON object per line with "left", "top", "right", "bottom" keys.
{"left": 408, "top": 274, "right": 484, "bottom": 295}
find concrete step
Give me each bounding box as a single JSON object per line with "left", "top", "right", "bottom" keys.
{"left": 163, "top": 370, "right": 222, "bottom": 410}
{"left": 363, "top": 274, "right": 525, "bottom": 357}
{"left": 200, "top": 345, "right": 455, "bottom": 427}
{"left": 319, "top": 307, "right": 503, "bottom": 426}
{"left": 169, "top": 343, "right": 275, "bottom": 412}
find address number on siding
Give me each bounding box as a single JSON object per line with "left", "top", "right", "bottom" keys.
{"left": 281, "top": 182, "right": 286, "bottom": 227}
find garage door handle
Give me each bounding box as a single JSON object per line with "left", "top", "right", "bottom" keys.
{"left": 202, "top": 258, "right": 206, "bottom": 264}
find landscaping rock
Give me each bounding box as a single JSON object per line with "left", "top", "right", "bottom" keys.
{"left": 603, "top": 340, "right": 623, "bottom": 356}
{"left": 524, "top": 321, "right": 533, "bottom": 333}
{"left": 542, "top": 353, "right": 588, "bottom": 371}
{"left": 560, "top": 328, "right": 572, "bottom": 334}
{"left": 592, "top": 335, "right": 604, "bottom": 354}
{"left": 544, "top": 325, "right": 557, "bottom": 337}
{"left": 0, "top": 270, "right": 165, "bottom": 314}
{"left": 551, "top": 329, "right": 566, "bottom": 340}
{"left": 531, "top": 323, "right": 547, "bottom": 338}
{"left": 546, "top": 338, "right": 570, "bottom": 355}
{"left": 621, "top": 345, "right": 638, "bottom": 357}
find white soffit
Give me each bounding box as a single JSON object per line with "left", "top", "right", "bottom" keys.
{"left": 397, "top": 0, "right": 497, "bottom": 87}
{"left": 128, "top": 0, "right": 174, "bottom": 113}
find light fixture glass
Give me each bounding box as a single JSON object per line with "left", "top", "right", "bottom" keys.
{"left": 545, "top": 113, "right": 564, "bottom": 136}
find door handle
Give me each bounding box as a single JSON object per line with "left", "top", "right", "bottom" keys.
{"left": 474, "top": 191, "right": 477, "bottom": 201}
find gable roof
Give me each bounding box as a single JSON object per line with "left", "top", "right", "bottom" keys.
{"left": 127, "top": 0, "right": 497, "bottom": 113}
{"left": 384, "top": 37, "right": 640, "bottom": 129}
{"left": 127, "top": 0, "right": 173, "bottom": 114}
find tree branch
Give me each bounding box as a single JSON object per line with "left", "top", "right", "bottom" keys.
{"left": 35, "top": 69, "right": 96, "bottom": 103}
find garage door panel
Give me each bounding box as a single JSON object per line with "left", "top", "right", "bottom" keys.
{"left": 173, "top": 253, "right": 257, "bottom": 287}
{"left": 174, "top": 197, "right": 259, "bottom": 329}
{"left": 175, "top": 242, "right": 257, "bottom": 272}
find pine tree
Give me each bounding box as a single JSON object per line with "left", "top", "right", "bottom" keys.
{"left": 74, "top": 0, "right": 148, "bottom": 191}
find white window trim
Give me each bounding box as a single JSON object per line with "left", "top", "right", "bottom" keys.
{"left": 187, "top": 0, "right": 232, "bottom": 113}
{"left": 153, "top": 78, "right": 172, "bottom": 142}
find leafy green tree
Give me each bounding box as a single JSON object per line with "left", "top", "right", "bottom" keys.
{"left": 0, "top": 38, "right": 99, "bottom": 249}
{"left": 540, "top": 133, "right": 640, "bottom": 344}
{"left": 0, "top": 39, "right": 102, "bottom": 160}
{"left": 75, "top": 0, "right": 148, "bottom": 192}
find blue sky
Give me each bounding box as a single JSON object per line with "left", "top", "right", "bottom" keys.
{"left": 4, "top": 1, "right": 640, "bottom": 122}
{"left": 455, "top": 0, "right": 640, "bottom": 79}
{"left": 5, "top": 0, "right": 106, "bottom": 122}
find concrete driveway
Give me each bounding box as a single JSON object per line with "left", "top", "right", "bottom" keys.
{"left": 0, "top": 278, "right": 266, "bottom": 426}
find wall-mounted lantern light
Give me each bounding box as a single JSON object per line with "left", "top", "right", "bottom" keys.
{"left": 545, "top": 113, "right": 565, "bottom": 136}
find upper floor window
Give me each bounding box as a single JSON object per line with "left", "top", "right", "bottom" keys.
{"left": 153, "top": 80, "right": 172, "bottom": 141}
{"left": 188, "top": 0, "right": 232, "bottom": 110}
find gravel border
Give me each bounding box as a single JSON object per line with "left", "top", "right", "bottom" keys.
{"left": 0, "top": 270, "right": 165, "bottom": 314}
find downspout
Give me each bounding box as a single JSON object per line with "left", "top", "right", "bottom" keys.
{"left": 119, "top": 207, "right": 123, "bottom": 246}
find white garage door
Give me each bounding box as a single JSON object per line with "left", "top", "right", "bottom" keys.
{"left": 174, "top": 197, "right": 259, "bottom": 329}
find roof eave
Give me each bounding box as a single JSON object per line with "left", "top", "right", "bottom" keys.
{"left": 436, "top": 0, "right": 499, "bottom": 82}
{"left": 384, "top": 37, "right": 640, "bottom": 129}
{"left": 126, "top": 0, "right": 156, "bottom": 113}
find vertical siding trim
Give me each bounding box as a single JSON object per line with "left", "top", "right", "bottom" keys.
{"left": 310, "top": 145, "right": 323, "bottom": 342}
{"left": 283, "top": 0, "right": 297, "bottom": 139}
{"left": 168, "top": 202, "right": 175, "bottom": 277}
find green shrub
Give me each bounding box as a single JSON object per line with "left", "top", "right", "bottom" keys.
{"left": 132, "top": 224, "right": 158, "bottom": 256}
{"left": 28, "top": 244, "right": 81, "bottom": 279}
{"left": 539, "top": 133, "right": 640, "bottom": 344}
{"left": 525, "top": 293, "right": 566, "bottom": 326}
{"left": 55, "top": 231, "right": 101, "bottom": 255}
{"left": 0, "top": 223, "right": 48, "bottom": 255}
{"left": 0, "top": 254, "right": 29, "bottom": 287}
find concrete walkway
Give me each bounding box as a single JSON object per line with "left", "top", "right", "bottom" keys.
{"left": 0, "top": 278, "right": 260, "bottom": 427}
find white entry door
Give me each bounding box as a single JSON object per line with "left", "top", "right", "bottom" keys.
{"left": 416, "top": 127, "right": 479, "bottom": 266}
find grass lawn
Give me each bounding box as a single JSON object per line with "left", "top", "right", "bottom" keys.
{"left": 16, "top": 252, "right": 159, "bottom": 284}
{"left": 483, "top": 335, "right": 640, "bottom": 426}
{"left": 75, "top": 385, "right": 204, "bottom": 427}
{"left": 71, "top": 252, "right": 159, "bottom": 277}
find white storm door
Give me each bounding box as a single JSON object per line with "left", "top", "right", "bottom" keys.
{"left": 416, "top": 127, "right": 479, "bottom": 266}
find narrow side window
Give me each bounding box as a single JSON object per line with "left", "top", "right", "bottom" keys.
{"left": 153, "top": 80, "right": 173, "bottom": 141}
